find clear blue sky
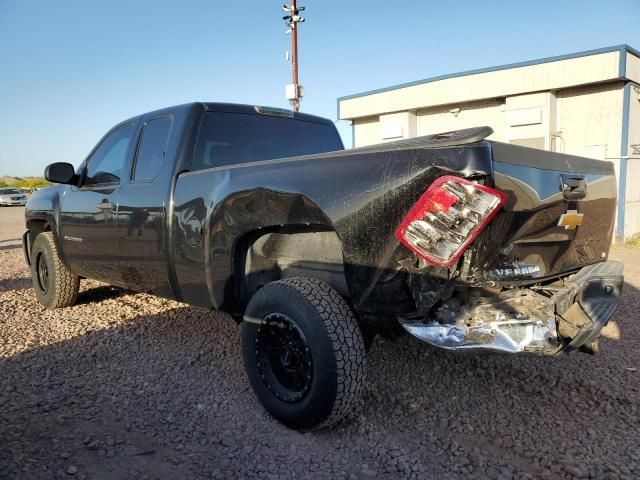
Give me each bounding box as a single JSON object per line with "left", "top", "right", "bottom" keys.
{"left": 0, "top": 0, "right": 638, "bottom": 176}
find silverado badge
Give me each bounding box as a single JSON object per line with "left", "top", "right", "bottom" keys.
{"left": 558, "top": 209, "right": 584, "bottom": 230}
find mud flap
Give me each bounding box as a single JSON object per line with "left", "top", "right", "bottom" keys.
{"left": 22, "top": 229, "right": 31, "bottom": 266}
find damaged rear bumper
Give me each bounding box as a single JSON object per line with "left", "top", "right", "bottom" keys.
{"left": 400, "top": 261, "right": 623, "bottom": 356}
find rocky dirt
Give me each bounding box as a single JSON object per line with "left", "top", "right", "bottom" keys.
{"left": 1, "top": 206, "right": 639, "bottom": 480}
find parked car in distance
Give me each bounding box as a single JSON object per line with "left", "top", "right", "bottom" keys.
{"left": 23, "top": 102, "right": 623, "bottom": 430}
{"left": 0, "top": 188, "right": 28, "bottom": 206}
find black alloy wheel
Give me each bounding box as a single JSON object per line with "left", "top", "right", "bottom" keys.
{"left": 36, "top": 251, "right": 50, "bottom": 294}
{"left": 254, "top": 312, "right": 313, "bottom": 403}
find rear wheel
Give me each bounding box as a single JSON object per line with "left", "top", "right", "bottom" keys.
{"left": 241, "top": 277, "right": 366, "bottom": 430}
{"left": 30, "top": 232, "right": 80, "bottom": 309}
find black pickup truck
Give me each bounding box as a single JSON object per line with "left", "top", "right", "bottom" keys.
{"left": 24, "top": 102, "right": 623, "bottom": 429}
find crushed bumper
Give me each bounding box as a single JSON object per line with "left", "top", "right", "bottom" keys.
{"left": 400, "top": 261, "right": 623, "bottom": 356}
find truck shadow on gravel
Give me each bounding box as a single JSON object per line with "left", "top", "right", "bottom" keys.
{"left": 0, "top": 239, "right": 22, "bottom": 253}
{"left": 74, "top": 285, "right": 132, "bottom": 306}
{"left": 1, "top": 282, "right": 638, "bottom": 479}
{"left": 0, "top": 277, "right": 31, "bottom": 294}
{"left": 0, "top": 279, "right": 128, "bottom": 299}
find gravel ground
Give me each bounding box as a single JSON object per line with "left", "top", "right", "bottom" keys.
{"left": 1, "top": 206, "right": 639, "bottom": 480}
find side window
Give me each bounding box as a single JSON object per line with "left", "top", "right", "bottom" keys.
{"left": 132, "top": 116, "right": 173, "bottom": 182}
{"left": 84, "top": 124, "right": 135, "bottom": 186}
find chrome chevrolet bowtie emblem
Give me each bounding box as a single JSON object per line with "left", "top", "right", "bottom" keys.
{"left": 558, "top": 209, "right": 584, "bottom": 230}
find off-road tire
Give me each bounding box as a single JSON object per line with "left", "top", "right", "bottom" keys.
{"left": 31, "top": 232, "right": 79, "bottom": 309}
{"left": 241, "top": 277, "right": 366, "bottom": 430}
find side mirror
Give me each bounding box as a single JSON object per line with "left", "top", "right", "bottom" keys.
{"left": 44, "top": 162, "right": 77, "bottom": 185}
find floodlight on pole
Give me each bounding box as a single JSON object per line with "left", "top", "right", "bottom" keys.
{"left": 282, "top": 0, "right": 305, "bottom": 111}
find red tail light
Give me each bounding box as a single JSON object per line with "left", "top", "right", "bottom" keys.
{"left": 395, "top": 176, "right": 507, "bottom": 267}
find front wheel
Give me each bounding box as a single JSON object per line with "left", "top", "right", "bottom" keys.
{"left": 30, "top": 232, "right": 80, "bottom": 309}
{"left": 241, "top": 277, "right": 366, "bottom": 430}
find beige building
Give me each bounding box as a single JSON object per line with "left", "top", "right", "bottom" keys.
{"left": 338, "top": 45, "right": 640, "bottom": 240}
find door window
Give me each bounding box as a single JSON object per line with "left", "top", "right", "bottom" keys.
{"left": 84, "top": 124, "right": 135, "bottom": 185}
{"left": 132, "top": 116, "right": 173, "bottom": 181}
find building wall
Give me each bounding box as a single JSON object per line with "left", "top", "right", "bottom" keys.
{"left": 355, "top": 83, "right": 624, "bottom": 161}
{"left": 352, "top": 116, "right": 380, "bottom": 148}
{"left": 416, "top": 99, "right": 505, "bottom": 140}
{"left": 626, "top": 52, "right": 640, "bottom": 83}
{"left": 556, "top": 82, "right": 623, "bottom": 159}
{"left": 625, "top": 82, "right": 640, "bottom": 237}
{"left": 340, "top": 50, "right": 621, "bottom": 120}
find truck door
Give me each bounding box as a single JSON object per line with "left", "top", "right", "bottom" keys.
{"left": 59, "top": 123, "right": 137, "bottom": 285}
{"left": 116, "top": 115, "right": 174, "bottom": 297}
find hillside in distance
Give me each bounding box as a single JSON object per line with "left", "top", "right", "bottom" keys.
{"left": 0, "top": 176, "right": 51, "bottom": 188}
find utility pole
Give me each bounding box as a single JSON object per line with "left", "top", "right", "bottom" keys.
{"left": 282, "top": 1, "right": 305, "bottom": 111}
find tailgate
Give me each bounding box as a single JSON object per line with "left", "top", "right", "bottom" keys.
{"left": 473, "top": 142, "right": 617, "bottom": 282}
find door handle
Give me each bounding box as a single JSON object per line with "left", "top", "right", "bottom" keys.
{"left": 97, "top": 199, "right": 115, "bottom": 210}
{"left": 560, "top": 174, "right": 587, "bottom": 200}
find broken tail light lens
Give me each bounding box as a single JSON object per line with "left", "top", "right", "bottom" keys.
{"left": 395, "top": 176, "right": 507, "bottom": 267}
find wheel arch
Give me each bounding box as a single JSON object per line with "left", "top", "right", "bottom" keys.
{"left": 24, "top": 217, "right": 53, "bottom": 262}
{"left": 26, "top": 217, "right": 52, "bottom": 241}
{"left": 24, "top": 184, "right": 65, "bottom": 252}
{"left": 201, "top": 187, "right": 346, "bottom": 315}
{"left": 232, "top": 224, "right": 348, "bottom": 317}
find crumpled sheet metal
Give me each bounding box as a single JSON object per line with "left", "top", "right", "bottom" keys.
{"left": 400, "top": 290, "right": 560, "bottom": 355}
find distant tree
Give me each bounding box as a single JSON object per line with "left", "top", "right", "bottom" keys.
{"left": 13, "top": 178, "right": 52, "bottom": 189}
{"left": 0, "top": 181, "right": 8, "bottom": 188}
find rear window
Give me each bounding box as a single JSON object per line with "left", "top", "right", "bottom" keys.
{"left": 192, "top": 112, "right": 343, "bottom": 171}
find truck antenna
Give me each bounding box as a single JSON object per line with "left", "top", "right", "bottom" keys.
{"left": 282, "top": 1, "right": 305, "bottom": 111}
